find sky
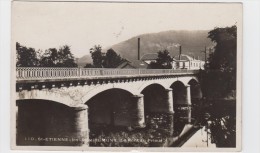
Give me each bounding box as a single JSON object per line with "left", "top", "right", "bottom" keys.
{"left": 12, "top": 2, "right": 242, "bottom": 58}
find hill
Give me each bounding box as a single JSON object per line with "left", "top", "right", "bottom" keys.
{"left": 76, "top": 55, "right": 92, "bottom": 67}
{"left": 109, "top": 30, "right": 213, "bottom": 61}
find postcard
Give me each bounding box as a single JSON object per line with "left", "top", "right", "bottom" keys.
{"left": 11, "top": 1, "right": 242, "bottom": 151}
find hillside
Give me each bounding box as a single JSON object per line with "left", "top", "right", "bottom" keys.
{"left": 109, "top": 30, "right": 213, "bottom": 61}
{"left": 77, "top": 55, "right": 92, "bottom": 67}
{"left": 78, "top": 30, "right": 213, "bottom": 65}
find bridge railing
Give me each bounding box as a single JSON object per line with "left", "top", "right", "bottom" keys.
{"left": 16, "top": 67, "right": 199, "bottom": 80}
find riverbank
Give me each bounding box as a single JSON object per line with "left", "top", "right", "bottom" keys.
{"left": 182, "top": 126, "right": 216, "bottom": 148}
{"left": 166, "top": 124, "right": 200, "bottom": 147}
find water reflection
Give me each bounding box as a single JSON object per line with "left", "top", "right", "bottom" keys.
{"left": 89, "top": 104, "right": 196, "bottom": 147}
{"left": 16, "top": 99, "right": 236, "bottom": 147}
{"left": 89, "top": 113, "right": 174, "bottom": 147}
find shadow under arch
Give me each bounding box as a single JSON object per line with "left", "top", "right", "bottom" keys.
{"left": 85, "top": 88, "right": 135, "bottom": 129}
{"left": 141, "top": 83, "right": 167, "bottom": 115}
{"left": 16, "top": 99, "right": 82, "bottom": 146}
{"left": 188, "top": 78, "right": 202, "bottom": 101}
{"left": 170, "top": 81, "right": 187, "bottom": 105}
{"left": 86, "top": 88, "right": 147, "bottom": 146}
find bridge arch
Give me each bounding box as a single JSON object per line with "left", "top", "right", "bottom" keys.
{"left": 180, "top": 77, "right": 199, "bottom": 86}
{"left": 141, "top": 83, "right": 169, "bottom": 114}
{"left": 188, "top": 78, "right": 203, "bottom": 121}
{"left": 188, "top": 78, "right": 202, "bottom": 100}
{"left": 140, "top": 83, "right": 174, "bottom": 136}
{"left": 86, "top": 87, "right": 144, "bottom": 132}
{"left": 137, "top": 81, "right": 169, "bottom": 94}
{"left": 81, "top": 84, "right": 137, "bottom": 104}
{"left": 16, "top": 89, "right": 80, "bottom": 107}
{"left": 170, "top": 81, "right": 187, "bottom": 105}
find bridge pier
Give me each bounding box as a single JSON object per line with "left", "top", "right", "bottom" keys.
{"left": 185, "top": 85, "right": 192, "bottom": 123}
{"left": 165, "top": 88, "right": 174, "bottom": 114}
{"left": 185, "top": 85, "right": 192, "bottom": 106}
{"left": 132, "top": 94, "right": 145, "bottom": 128}
{"left": 72, "top": 105, "right": 89, "bottom": 146}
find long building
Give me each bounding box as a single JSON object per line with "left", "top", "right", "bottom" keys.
{"left": 140, "top": 53, "right": 205, "bottom": 70}
{"left": 173, "top": 54, "right": 205, "bottom": 70}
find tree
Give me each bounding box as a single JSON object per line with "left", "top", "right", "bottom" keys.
{"left": 39, "top": 48, "right": 59, "bottom": 67}
{"left": 200, "top": 25, "right": 237, "bottom": 98}
{"left": 90, "top": 45, "right": 103, "bottom": 68}
{"left": 16, "top": 43, "right": 77, "bottom": 67}
{"left": 39, "top": 45, "right": 77, "bottom": 67}
{"left": 56, "top": 45, "right": 77, "bottom": 67}
{"left": 88, "top": 46, "right": 124, "bottom": 68}
{"left": 84, "top": 63, "right": 95, "bottom": 68}
{"left": 16, "top": 42, "right": 40, "bottom": 67}
{"left": 206, "top": 25, "right": 237, "bottom": 73}
{"left": 149, "top": 50, "right": 173, "bottom": 69}
{"left": 103, "top": 48, "right": 124, "bottom": 68}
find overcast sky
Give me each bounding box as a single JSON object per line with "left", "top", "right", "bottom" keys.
{"left": 12, "top": 2, "right": 242, "bottom": 57}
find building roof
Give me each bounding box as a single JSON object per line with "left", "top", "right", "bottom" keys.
{"left": 116, "top": 62, "right": 135, "bottom": 69}
{"left": 140, "top": 53, "right": 158, "bottom": 60}
{"left": 117, "top": 60, "right": 148, "bottom": 69}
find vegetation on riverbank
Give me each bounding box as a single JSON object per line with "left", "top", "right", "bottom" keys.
{"left": 199, "top": 25, "right": 237, "bottom": 147}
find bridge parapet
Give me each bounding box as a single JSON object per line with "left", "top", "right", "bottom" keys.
{"left": 16, "top": 67, "right": 199, "bottom": 81}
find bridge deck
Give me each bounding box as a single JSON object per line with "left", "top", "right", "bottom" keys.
{"left": 16, "top": 67, "right": 199, "bottom": 82}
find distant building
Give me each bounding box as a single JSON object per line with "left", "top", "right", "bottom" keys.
{"left": 117, "top": 60, "right": 149, "bottom": 69}
{"left": 139, "top": 53, "right": 204, "bottom": 70}
{"left": 173, "top": 54, "right": 205, "bottom": 70}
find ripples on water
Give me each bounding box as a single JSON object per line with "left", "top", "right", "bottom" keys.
{"left": 88, "top": 106, "right": 197, "bottom": 147}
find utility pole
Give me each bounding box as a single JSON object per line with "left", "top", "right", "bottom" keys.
{"left": 179, "top": 45, "right": 182, "bottom": 60}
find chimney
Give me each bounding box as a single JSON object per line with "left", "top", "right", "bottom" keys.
{"left": 138, "top": 37, "right": 140, "bottom": 60}
{"left": 198, "top": 56, "right": 200, "bottom": 60}
{"left": 179, "top": 46, "right": 182, "bottom": 60}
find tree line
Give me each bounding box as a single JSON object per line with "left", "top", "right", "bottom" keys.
{"left": 85, "top": 45, "right": 125, "bottom": 68}
{"left": 16, "top": 42, "right": 77, "bottom": 67}
{"left": 16, "top": 40, "right": 172, "bottom": 69}
{"left": 16, "top": 43, "right": 125, "bottom": 68}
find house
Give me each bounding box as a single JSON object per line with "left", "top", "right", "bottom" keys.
{"left": 116, "top": 60, "right": 149, "bottom": 69}
{"left": 173, "top": 54, "right": 205, "bottom": 70}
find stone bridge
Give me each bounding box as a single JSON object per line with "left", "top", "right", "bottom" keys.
{"left": 15, "top": 67, "right": 202, "bottom": 146}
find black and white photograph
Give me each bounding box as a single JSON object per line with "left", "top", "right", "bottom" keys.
{"left": 11, "top": 1, "right": 242, "bottom": 151}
